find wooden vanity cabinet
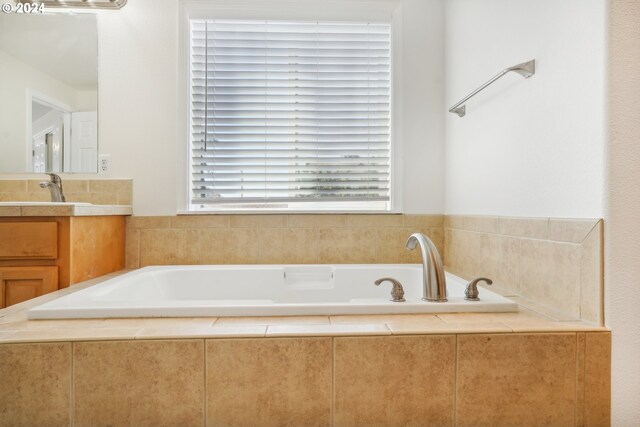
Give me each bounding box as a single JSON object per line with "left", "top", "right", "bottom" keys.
{"left": 0, "top": 216, "right": 125, "bottom": 308}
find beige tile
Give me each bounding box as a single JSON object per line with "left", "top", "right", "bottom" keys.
{"left": 330, "top": 314, "right": 442, "bottom": 325}
{"left": 198, "top": 228, "right": 260, "bottom": 264}
{"left": 437, "top": 310, "right": 549, "bottom": 324}
{"left": 584, "top": 332, "right": 611, "bottom": 426}
{"left": 508, "top": 296, "right": 574, "bottom": 321}
{"left": 0, "top": 331, "right": 16, "bottom": 342}
{"left": 403, "top": 214, "right": 444, "bottom": 227}
{"left": 116, "top": 185, "right": 133, "bottom": 205}
{"left": 0, "top": 343, "right": 71, "bottom": 427}
{"left": 266, "top": 323, "right": 390, "bottom": 337}
{"left": 140, "top": 229, "right": 200, "bottom": 266}
{"left": 62, "top": 192, "right": 93, "bottom": 204}
{"left": 375, "top": 227, "right": 427, "bottom": 263}
{"left": 170, "top": 215, "right": 229, "bottom": 228}
{"left": 4, "top": 328, "right": 142, "bottom": 343}
{"left": 0, "top": 180, "right": 27, "bottom": 192}
{"left": 456, "top": 333, "right": 577, "bottom": 427}
{"left": 481, "top": 233, "right": 521, "bottom": 295}
{"left": 505, "top": 320, "right": 606, "bottom": 333}
{"left": 88, "top": 179, "right": 129, "bottom": 193}
{"left": 548, "top": 218, "right": 600, "bottom": 243}
{"left": 447, "top": 229, "right": 487, "bottom": 277}
{"left": 259, "top": 228, "right": 318, "bottom": 263}
{"left": 318, "top": 228, "right": 376, "bottom": 263}
{"left": 0, "top": 206, "right": 21, "bottom": 216}
{"left": 62, "top": 179, "right": 90, "bottom": 193}
{"left": 444, "top": 229, "right": 454, "bottom": 269}
{"left": 206, "top": 338, "right": 331, "bottom": 427}
{"left": 580, "top": 221, "right": 604, "bottom": 324}
{"left": 287, "top": 214, "right": 346, "bottom": 227}
{"left": 97, "top": 317, "right": 216, "bottom": 328}
{"left": 0, "top": 191, "right": 49, "bottom": 202}
{"left": 74, "top": 340, "right": 204, "bottom": 427}
{"left": 135, "top": 325, "right": 265, "bottom": 339}
{"left": 207, "top": 324, "right": 267, "bottom": 337}
{"left": 215, "top": 316, "right": 329, "bottom": 326}
{"left": 26, "top": 179, "right": 48, "bottom": 192}
{"left": 444, "top": 214, "right": 464, "bottom": 229}
{"left": 72, "top": 192, "right": 118, "bottom": 205}
{"left": 344, "top": 214, "right": 404, "bottom": 227}
{"left": 388, "top": 321, "right": 512, "bottom": 335}
{"left": 519, "top": 239, "right": 582, "bottom": 320}
{"left": 0, "top": 319, "right": 105, "bottom": 331}
{"left": 498, "top": 216, "right": 549, "bottom": 239}
{"left": 126, "top": 216, "right": 172, "bottom": 229}
{"left": 334, "top": 335, "right": 455, "bottom": 426}
{"left": 125, "top": 227, "right": 140, "bottom": 269}
{"left": 229, "top": 214, "right": 287, "bottom": 228}
{"left": 431, "top": 227, "right": 445, "bottom": 259}
{"left": 463, "top": 215, "right": 500, "bottom": 233}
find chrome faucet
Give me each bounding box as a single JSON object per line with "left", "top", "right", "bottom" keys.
{"left": 406, "top": 232, "right": 447, "bottom": 302}
{"left": 39, "top": 174, "right": 66, "bottom": 202}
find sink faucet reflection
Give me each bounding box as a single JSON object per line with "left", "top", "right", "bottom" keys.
{"left": 39, "top": 174, "right": 66, "bottom": 202}
{"left": 406, "top": 232, "right": 447, "bottom": 302}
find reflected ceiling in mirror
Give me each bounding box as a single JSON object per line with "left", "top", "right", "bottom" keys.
{"left": 18, "top": 0, "right": 127, "bottom": 9}
{"left": 0, "top": 13, "right": 98, "bottom": 173}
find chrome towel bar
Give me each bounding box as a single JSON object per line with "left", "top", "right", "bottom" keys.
{"left": 448, "top": 59, "right": 536, "bottom": 117}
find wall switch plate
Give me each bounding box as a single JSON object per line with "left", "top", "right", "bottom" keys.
{"left": 98, "top": 154, "right": 111, "bottom": 174}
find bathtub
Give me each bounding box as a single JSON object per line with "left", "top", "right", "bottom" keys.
{"left": 28, "top": 265, "right": 518, "bottom": 319}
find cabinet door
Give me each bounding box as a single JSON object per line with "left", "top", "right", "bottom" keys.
{"left": 0, "top": 267, "right": 58, "bottom": 308}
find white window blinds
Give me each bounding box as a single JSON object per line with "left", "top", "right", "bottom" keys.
{"left": 189, "top": 19, "right": 392, "bottom": 209}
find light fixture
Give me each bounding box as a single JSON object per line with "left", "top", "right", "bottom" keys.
{"left": 17, "top": 0, "right": 127, "bottom": 9}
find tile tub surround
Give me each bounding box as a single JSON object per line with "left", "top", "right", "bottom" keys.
{"left": 0, "top": 179, "right": 132, "bottom": 206}
{"left": 0, "top": 333, "right": 610, "bottom": 427}
{"left": 124, "top": 214, "right": 445, "bottom": 268}
{"left": 444, "top": 216, "right": 604, "bottom": 325}
{"left": 124, "top": 213, "right": 604, "bottom": 325}
{"left": 0, "top": 274, "right": 610, "bottom": 426}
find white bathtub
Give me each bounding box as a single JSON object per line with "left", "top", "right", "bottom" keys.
{"left": 28, "top": 265, "right": 518, "bottom": 319}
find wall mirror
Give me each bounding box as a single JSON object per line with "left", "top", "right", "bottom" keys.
{"left": 0, "top": 13, "right": 98, "bottom": 173}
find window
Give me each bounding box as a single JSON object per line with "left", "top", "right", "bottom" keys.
{"left": 189, "top": 19, "right": 392, "bottom": 211}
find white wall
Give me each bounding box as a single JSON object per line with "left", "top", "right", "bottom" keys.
{"left": 94, "top": 0, "right": 444, "bottom": 215}
{"left": 444, "top": 0, "right": 607, "bottom": 218}
{"left": 606, "top": 1, "right": 640, "bottom": 424}
{"left": 0, "top": 51, "right": 84, "bottom": 172}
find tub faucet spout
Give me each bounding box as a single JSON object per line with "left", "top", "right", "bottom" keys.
{"left": 405, "top": 232, "right": 447, "bottom": 302}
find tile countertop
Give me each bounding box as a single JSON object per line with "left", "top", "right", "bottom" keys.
{"left": 0, "top": 270, "right": 607, "bottom": 344}
{"left": 0, "top": 203, "right": 132, "bottom": 217}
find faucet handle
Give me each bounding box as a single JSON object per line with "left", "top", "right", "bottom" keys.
{"left": 465, "top": 277, "right": 493, "bottom": 301}
{"left": 374, "top": 277, "right": 406, "bottom": 302}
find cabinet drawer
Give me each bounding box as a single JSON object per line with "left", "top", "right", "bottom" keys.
{"left": 0, "top": 222, "right": 58, "bottom": 259}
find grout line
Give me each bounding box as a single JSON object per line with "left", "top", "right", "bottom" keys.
{"left": 453, "top": 334, "right": 458, "bottom": 426}
{"left": 70, "top": 341, "right": 75, "bottom": 427}
{"left": 203, "top": 339, "right": 207, "bottom": 427}
{"left": 575, "top": 333, "right": 579, "bottom": 426}
{"left": 581, "top": 333, "right": 587, "bottom": 426}
{"left": 331, "top": 337, "right": 336, "bottom": 427}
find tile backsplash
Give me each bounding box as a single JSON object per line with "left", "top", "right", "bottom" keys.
{"left": 0, "top": 179, "right": 132, "bottom": 205}
{"left": 125, "top": 213, "right": 603, "bottom": 325}
{"left": 125, "top": 214, "right": 444, "bottom": 269}
{"left": 444, "top": 215, "right": 603, "bottom": 325}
